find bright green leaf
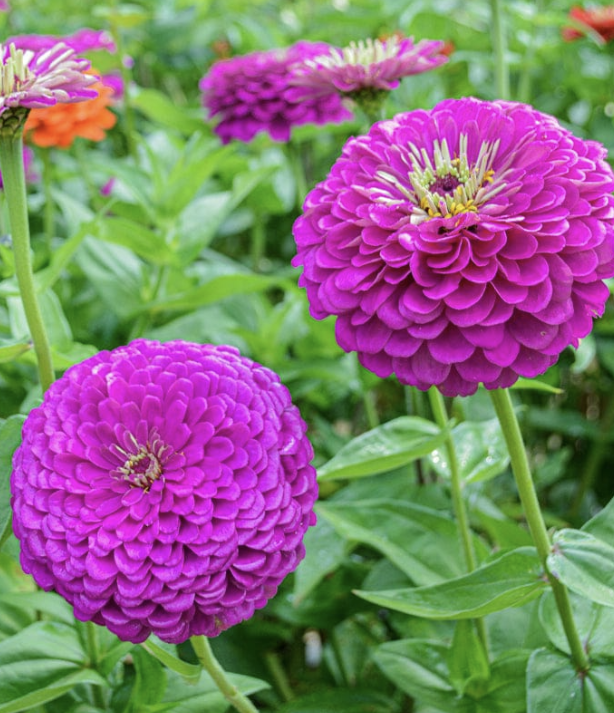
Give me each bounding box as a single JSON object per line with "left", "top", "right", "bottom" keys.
{"left": 526, "top": 648, "right": 582, "bottom": 713}
{"left": 547, "top": 529, "right": 614, "bottom": 608}
{"left": 141, "top": 638, "right": 201, "bottom": 682}
{"left": 318, "top": 416, "right": 446, "bottom": 481}
{"left": 448, "top": 621, "right": 490, "bottom": 697}
{"left": 132, "top": 88, "right": 206, "bottom": 136}
{"left": 355, "top": 547, "right": 545, "bottom": 618}
{"left": 0, "top": 340, "right": 31, "bottom": 363}
{"left": 91, "top": 217, "right": 175, "bottom": 266}
{"left": 317, "top": 499, "right": 480, "bottom": 585}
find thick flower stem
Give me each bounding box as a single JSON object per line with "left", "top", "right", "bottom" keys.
{"left": 490, "top": 0, "right": 511, "bottom": 100}
{"left": 489, "top": 389, "right": 589, "bottom": 673}
{"left": 0, "top": 132, "right": 54, "bottom": 391}
{"left": 85, "top": 621, "right": 107, "bottom": 709}
{"left": 191, "top": 635, "right": 260, "bottom": 713}
{"left": 427, "top": 387, "right": 488, "bottom": 654}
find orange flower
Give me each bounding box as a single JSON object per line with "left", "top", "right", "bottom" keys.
{"left": 24, "top": 73, "right": 117, "bottom": 149}
{"left": 563, "top": 5, "right": 614, "bottom": 43}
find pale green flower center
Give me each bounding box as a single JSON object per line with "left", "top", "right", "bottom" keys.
{"left": 308, "top": 37, "right": 400, "bottom": 70}
{"left": 373, "top": 133, "right": 506, "bottom": 225}
{"left": 0, "top": 44, "right": 34, "bottom": 96}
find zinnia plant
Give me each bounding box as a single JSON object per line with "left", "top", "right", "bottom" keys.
{"left": 292, "top": 97, "right": 614, "bottom": 397}
{"left": 200, "top": 41, "right": 352, "bottom": 144}
{"left": 11, "top": 339, "right": 318, "bottom": 644}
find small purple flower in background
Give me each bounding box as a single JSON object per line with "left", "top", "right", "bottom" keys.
{"left": 10, "top": 29, "right": 116, "bottom": 55}
{"left": 287, "top": 36, "right": 447, "bottom": 115}
{"left": 200, "top": 41, "right": 352, "bottom": 144}
{"left": 292, "top": 98, "right": 614, "bottom": 397}
{"left": 11, "top": 339, "right": 317, "bottom": 644}
{"left": 0, "top": 40, "right": 97, "bottom": 119}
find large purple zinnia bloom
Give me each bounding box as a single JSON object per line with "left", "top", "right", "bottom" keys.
{"left": 11, "top": 340, "right": 317, "bottom": 644}
{"left": 292, "top": 98, "right": 614, "bottom": 397}
{"left": 200, "top": 41, "right": 352, "bottom": 144}
{"left": 0, "top": 40, "right": 97, "bottom": 117}
{"left": 287, "top": 36, "right": 447, "bottom": 102}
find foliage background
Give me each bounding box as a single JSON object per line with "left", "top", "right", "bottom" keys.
{"left": 1, "top": 1, "right": 614, "bottom": 711}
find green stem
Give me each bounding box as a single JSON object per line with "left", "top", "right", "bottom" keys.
{"left": 264, "top": 651, "right": 295, "bottom": 702}
{"left": 489, "top": 389, "right": 589, "bottom": 672}
{"left": 85, "top": 621, "right": 107, "bottom": 709}
{"left": 287, "top": 141, "right": 308, "bottom": 209}
{"left": 190, "top": 636, "right": 260, "bottom": 713}
{"left": 250, "top": 215, "right": 266, "bottom": 272}
{"left": 428, "top": 387, "right": 488, "bottom": 654}
{"left": 0, "top": 130, "right": 54, "bottom": 391}
{"left": 490, "top": 0, "right": 511, "bottom": 100}
{"left": 40, "top": 147, "right": 55, "bottom": 255}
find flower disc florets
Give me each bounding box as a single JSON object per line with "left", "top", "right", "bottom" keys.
{"left": 0, "top": 39, "right": 97, "bottom": 122}
{"left": 200, "top": 41, "right": 351, "bottom": 144}
{"left": 292, "top": 98, "right": 614, "bottom": 397}
{"left": 287, "top": 36, "right": 447, "bottom": 103}
{"left": 11, "top": 340, "right": 317, "bottom": 644}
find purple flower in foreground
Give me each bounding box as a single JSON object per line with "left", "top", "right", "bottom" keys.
{"left": 0, "top": 40, "right": 97, "bottom": 119}
{"left": 287, "top": 36, "right": 447, "bottom": 105}
{"left": 292, "top": 98, "right": 614, "bottom": 397}
{"left": 11, "top": 340, "right": 317, "bottom": 644}
{"left": 200, "top": 41, "right": 352, "bottom": 144}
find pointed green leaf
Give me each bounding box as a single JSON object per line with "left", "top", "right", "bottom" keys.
{"left": 373, "top": 639, "right": 458, "bottom": 711}
{"left": 448, "top": 621, "right": 490, "bottom": 697}
{"left": 526, "top": 648, "right": 582, "bottom": 713}
{"left": 547, "top": 529, "right": 614, "bottom": 608}
{"left": 316, "top": 499, "right": 479, "bottom": 585}
{"left": 429, "top": 418, "right": 509, "bottom": 484}
{"left": 317, "top": 416, "right": 446, "bottom": 481}
{"left": 0, "top": 621, "right": 106, "bottom": 713}
{"left": 141, "top": 637, "right": 201, "bottom": 682}
{"left": 582, "top": 496, "right": 614, "bottom": 546}
{"left": 585, "top": 664, "right": 614, "bottom": 713}
{"left": 91, "top": 217, "right": 175, "bottom": 266}
{"left": 0, "top": 340, "right": 31, "bottom": 363}
{"left": 355, "top": 547, "right": 545, "bottom": 618}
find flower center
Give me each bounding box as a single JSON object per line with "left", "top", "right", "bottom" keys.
{"left": 0, "top": 44, "right": 34, "bottom": 96}
{"left": 372, "top": 133, "right": 506, "bottom": 227}
{"left": 308, "top": 37, "right": 400, "bottom": 70}
{"left": 111, "top": 430, "right": 171, "bottom": 489}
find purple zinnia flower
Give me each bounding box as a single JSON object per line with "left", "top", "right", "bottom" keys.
{"left": 292, "top": 98, "right": 614, "bottom": 397}
{"left": 11, "top": 340, "right": 317, "bottom": 644}
{"left": 0, "top": 40, "right": 97, "bottom": 118}
{"left": 287, "top": 36, "right": 447, "bottom": 104}
{"left": 200, "top": 41, "right": 352, "bottom": 144}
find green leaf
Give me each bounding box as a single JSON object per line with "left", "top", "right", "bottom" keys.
{"left": 582, "top": 496, "right": 614, "bottom": 547}
{"left": 90, "top": 217, "right": 175, "bottom": 266}
{"left": 293, "top": 518, "right": 350, "bottom": 604}
{"left": 128, "top": 647, "right": 167, "bottom": 708}
{"left": 448, "top": 621, "right": 490, "bottom": 697}
{"left": 149, "top": 273, "right": 287, "bottom": 312}
{"left": 0, "top": 416, "right": 25, "bottom": 549}
{"left": 373, "top": 639, "right": 459, "bottom": 711}
{"left": 131, "top": 88, "right": 206, "bottom": 136}
{"left": 526, "top": 648, "right": 582, "bottom": 713}
{"left": 547, "top": 529, "right": 614, "bottom": 608}
{"left": 316, "top": 499, "right": 479, "bottom": 585}
{"left": 511, "top": 378, "right": 563, "bottom": 394}
{"left": 317, "top": 416, "right": 446, "bottom": 481}
{"left": 144, "top": 667, "right": 269, "bottom": 713}
{"left": 0, "top": 621, "right": 106, "bottom": 713}
{"left": 0, "top": 591, "right": 74, "bottom": 626}
{"left": 585, "top": 664, "right": 614, "bottom": 713}
{"left": 140, "top": 638, "right": 201, "bottom": 683}
{"left": 428, "top": 418, "right": 509, "bottom": 484}
{"left": 0, "top": 340, "right": 31, "bottom": 363}
{"left": 355, "top": 547, "right": 545, "bottom": 618}
{"left": 275, "top": 689, "right": 398, "bottom": 713}
{"left": 539, "top": 590, "right": 614, "bottom": 658}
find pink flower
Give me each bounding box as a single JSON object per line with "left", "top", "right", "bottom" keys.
{"left": 287, "top": 36, "right": 447, "bottom": 102}
{"left": 200, "top": 41, "right": 352, "bottom": 144}
{"left": 11, "top": 340, "right": 317, "bottom": 644}
{"left": 0, "top": 40, "right": 97, "bottom": 118}
{"left": 292, "top": 98, "right": 614, "bottom": 397}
